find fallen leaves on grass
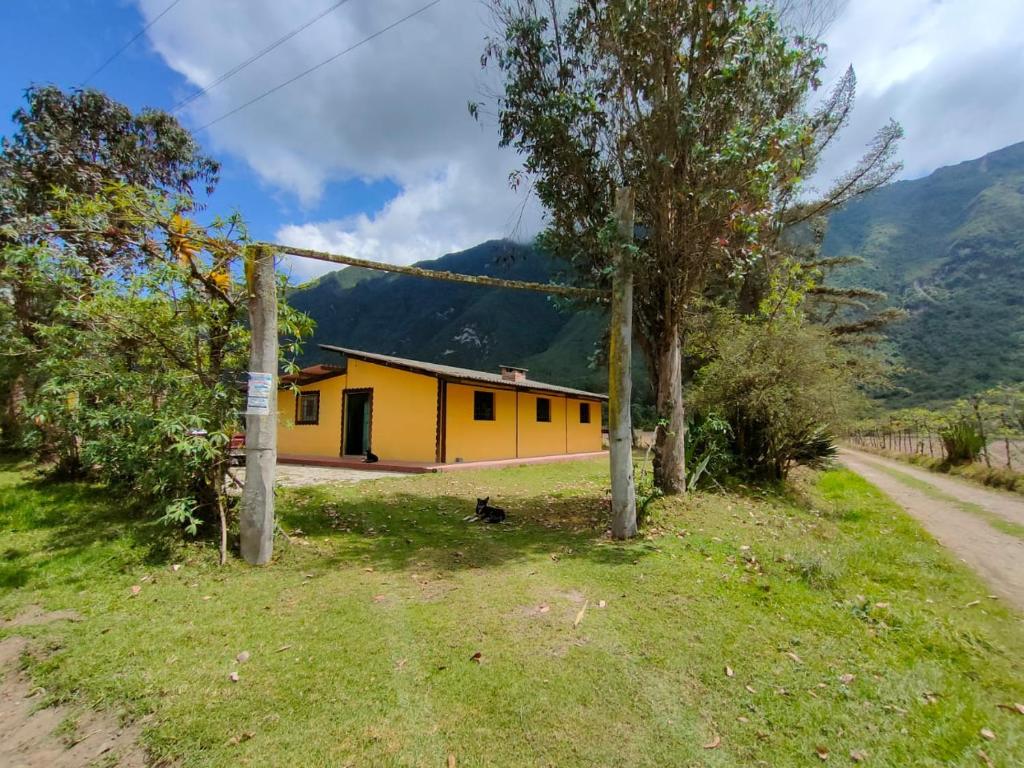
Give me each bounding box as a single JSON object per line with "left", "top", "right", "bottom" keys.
{"left": 785, "top": 651, "right": 803, "bottom": 664}
{"left": 538, "top": 604, "right": 550, "bottom": 614}
{"left": 996, "top": 702, "right": 1024, "bottom": 715}
{"left": 839, "top": 673, "right": 855, "bottom": 685}
{"left": 227, "top": 731, "right": 255, "bottom": 746}
{"left": 447, "top": 755, "right": 457, "bottom": 768}
{"left": 470, "top": 652, "right": 482, "bottom": 663}
{"left": 236, "top": 651, "right": 251, "bottom": 663}
{"left": 814, "top": 745, "right": 829, "bottom": 761}
{"left": 745, "top": 685, "right": 756, "bottom": 694}
{"left": 850, "top": 749, "right": 866, "bottom": 762}
{"left": 396, "top": 658, "right": 407, "bottom": 670}
{"left": 980, "top": 728, "right": 995, "bottom": 741}
{"left": 725, "top": 666, "right": 734, "bottom": 678}
{"left": 598, "top": 600, "right": 607, "bottom": 609}
{"left": 703, "top": 734, "right": 721, "bottom": 749}
{"left": 274, "top": 644, "right": 292, "bottom": 653}
{"left": 574, "top": 600, "right": 589, "bottom": 629}
{"left": 229, "top": 672, "right": 240, "bottom": 683}
{"left": 978, "top": 749, "right": 994, "bottom": 767}
{"left": 372, "top": 595, "right": 387, "bottom": 603}
{"left": 130, "top": 585, "right": 141, "bottom": 596}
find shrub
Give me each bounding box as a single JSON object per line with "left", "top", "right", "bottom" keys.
{"left": 939, "top": 420, "right": 985, "bottom": 464}
{"left": 692, "top": 314, "right": 854, "bottom": 481}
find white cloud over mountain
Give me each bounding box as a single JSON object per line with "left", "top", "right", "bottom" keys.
{"left": 141, "top": 0, "right": 1024, "bottom": 280}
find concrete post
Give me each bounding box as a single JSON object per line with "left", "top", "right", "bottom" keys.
{"left": 240, "top": 245, "right": 278, "bottom": 565}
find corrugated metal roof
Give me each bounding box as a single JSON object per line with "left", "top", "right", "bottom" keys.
{"left": 319, "top": 344, "right": 607, "bottom": 401}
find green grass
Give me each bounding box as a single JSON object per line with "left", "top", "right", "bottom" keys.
{"left": 2, "top": 458, "right": 1024, "bottom": 766}
{"left": 871, "top": 462, "right": 1024, "bottom": 541}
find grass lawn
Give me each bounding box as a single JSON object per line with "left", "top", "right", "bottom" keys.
{"left": 2, "top": 458, "right": 1023, "bottom": 767}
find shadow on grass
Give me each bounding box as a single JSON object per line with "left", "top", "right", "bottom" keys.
{"left": 277, "top": 485, "right": 651, "bottom": 575}
{"left": 0, "top": 463, "right": 176, "bottom": 592}
{"left": 0, "top": 455, "right": 656, "bottom": 588}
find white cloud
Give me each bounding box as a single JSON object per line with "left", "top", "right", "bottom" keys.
{"left": 141, "top": 0, "right": 537, "bottom": 278}
{"left": 813, "top": 0, "right": 1024, "bottom": 183}
{"left": 140, "top": 0, "right": 1024, "bottom": 275}
{"left": 276, "top": 155, "right": 542, "bottom": 282}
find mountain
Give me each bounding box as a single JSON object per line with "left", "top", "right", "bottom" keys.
{"left": 289, "top": 240, "right": 609, "bottom": 394}
{"left": 824, "top": 140, "right": 1024, "bottom": 406}
{"left": 289, "top": 141, "right": 1024, "bottom": 407}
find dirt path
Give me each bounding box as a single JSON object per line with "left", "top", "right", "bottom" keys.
{"left": 839, "top": 448, "right": 1024, "bottom": 612}
{"left": 238, "top": 463, "right": 406, "bottom": 488}
{"left": 0, "top": 610, "right": 145, "bottom": 768}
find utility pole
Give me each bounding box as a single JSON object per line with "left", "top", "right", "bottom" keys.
{"left": 609, "top": 187, "right": 637, "bottom": 539}
{"left": 240, "top": 244, "right": 278, "bottom": 565}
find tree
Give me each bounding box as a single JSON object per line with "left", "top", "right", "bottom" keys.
{"left": 691, "top": 309, "right": 856, "bottom": 480}
{"left": 0, "top": 86, "right": 219, "bottom": 443}
{"left": 1, "top": 87, "right": 312, "bottom": 562}
{"left": 479, "top": 1, "right": 871, "bottom": 494}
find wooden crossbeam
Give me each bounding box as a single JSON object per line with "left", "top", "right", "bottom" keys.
{"left": 264, "top": 242, "right": 608, "bottom": 301}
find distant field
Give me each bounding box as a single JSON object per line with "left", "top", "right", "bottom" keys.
{"left": 2, "top": 459, "right": 1023, "bottom": 766}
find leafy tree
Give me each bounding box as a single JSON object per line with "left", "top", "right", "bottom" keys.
{"left": 14, "top": 184, "right": 311, "bottom": 560}
{"left": 0, "top": 87, "right": 312, "bottom": 561}
{"left": 0, "top": 86, "right": 219, "bottom": 442}
{"left": 478, "top": 1, "right": 898, "bottom": 493}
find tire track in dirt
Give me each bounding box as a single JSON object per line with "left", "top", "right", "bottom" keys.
{"left": 0, "top": 609, "right": 146, "bottom": 768}
{"left": 839, "top": 448, "right": 1024, "bottom": 612}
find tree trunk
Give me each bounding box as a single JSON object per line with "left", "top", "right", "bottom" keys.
{"left": 652, "top": 322, "right": 686, "bottom": 494}
{"left": 2, "top": 373, "right": 27, "bottom": 445}
{"left": 608, "top": 187, "right": 637, "bottom": 540}
{"left": 240, "top": 245, "right": 278, "bottom": 565}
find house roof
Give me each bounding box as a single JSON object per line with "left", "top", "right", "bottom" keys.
{"left": 280, "top": 364, "right": 345, "bottom": 386}
{"left": 319, "top": 345, "right": 608, "bottom": 401}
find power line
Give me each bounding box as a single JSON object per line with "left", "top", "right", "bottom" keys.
{"left": 82, "top": 0, "right": 183, "bottom": 86}
{"left": 173, "top": 0, "right": 358, "bottom": 113}
{"left": 197, "top": 0, "right": 442, "bottom": 132}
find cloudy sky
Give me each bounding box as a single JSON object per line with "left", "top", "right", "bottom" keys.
{"left": 3, "top": 0, "right": 1022, "bottom": 281}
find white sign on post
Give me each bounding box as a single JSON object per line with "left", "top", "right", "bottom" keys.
{"left": 246, "top": 371, "right": 273, "bottom": 416}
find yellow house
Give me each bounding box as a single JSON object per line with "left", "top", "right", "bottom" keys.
{"left": 276, "top": 345, "right": 606, "bottom": 468}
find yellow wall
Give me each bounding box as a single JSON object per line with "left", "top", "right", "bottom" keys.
{"left": 566, "top": 398, "right": 603, "bottom": 453}
{"left": 516, "top": 392, "right": 567, "bottom": 458}
{"left": 276, "top": 361, "right": 604, "bottom": 462}
{"left": 277, "top": 375, "right": 347, "bottom": 457}
{"left": 443, "top": 383, "right": 517, "bottom": 462}
{"left": 344, "top": 359, "right": 438, "bottom": 462}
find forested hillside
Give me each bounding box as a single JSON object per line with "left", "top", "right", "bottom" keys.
{"left": 824, "top": 140, "right": 1024, "bottom": 405}
{"left": 289, "top": 240, "right": 608, "bottom": 393}
{"left": 289, "top": 141, "right": 1024, "bottom": 406}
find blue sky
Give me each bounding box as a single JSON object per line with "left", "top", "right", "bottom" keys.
{"left": 0, "top": 0, "right": 399, "bottom": 249}
{"left": 3, "top": 0, "right": 1023, "bottom": 281}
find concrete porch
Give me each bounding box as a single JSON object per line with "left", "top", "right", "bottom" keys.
{"left": 277, "top": 451, "right": 609, "bottom": 474}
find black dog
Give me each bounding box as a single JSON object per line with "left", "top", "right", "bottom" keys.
{"left": 475, "top": 497, "right": 506, "bottom": 523}
{"left": 363, "top": 450, "right": 379, "bottom": 464}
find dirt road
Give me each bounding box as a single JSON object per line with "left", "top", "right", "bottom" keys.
{"left": 839, "top": 447, "right": 1024, "bottom": 612}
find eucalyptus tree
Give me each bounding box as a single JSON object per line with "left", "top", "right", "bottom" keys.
{"left": 480, "top": 0, "right": 832, "bottom": 492}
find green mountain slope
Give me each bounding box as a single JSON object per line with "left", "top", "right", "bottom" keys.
{"left": 289, "top": 141, "right": 1024, "bottom": 407}
{"left": 289, "top": 240, "right": 609, "bottom": 393}
{"left": 824, "top": 140, "right": 1024, "bottom": 406}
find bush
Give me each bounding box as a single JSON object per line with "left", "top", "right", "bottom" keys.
{"left": 692, "top": 314, "right": 853, "bottom": 481}
{"left": 939, "top": 420, "right": 985, "bottom": 464}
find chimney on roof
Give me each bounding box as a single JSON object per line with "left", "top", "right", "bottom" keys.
{"left": 499, "top": 365, "right": 528, "bottom": 383}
